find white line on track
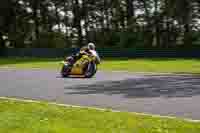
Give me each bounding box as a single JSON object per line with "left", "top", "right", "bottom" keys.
{"left": 0, "top": 97, "right": 200, "bottom": 123}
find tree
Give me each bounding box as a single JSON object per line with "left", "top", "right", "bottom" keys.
{"left": 0, "top": 0, "right": 199, "bottom": 48}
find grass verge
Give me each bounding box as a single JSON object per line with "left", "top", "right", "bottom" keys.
{"left": 0, "top": 98, "right": 200, "bottom": 133}
{"left": 1, "top": 57, "right": 200, "bottom": 74}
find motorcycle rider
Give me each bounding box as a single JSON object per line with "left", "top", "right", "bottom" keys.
{"left": 87, "top": 42, "right": 101, "bottom": 64}
{"left": 65, "top": 42, "right": 100, "bottom": 73}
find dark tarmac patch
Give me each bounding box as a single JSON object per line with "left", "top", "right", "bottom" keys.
{"left": 66, "top": 75, "right": 200, "bottom": 98}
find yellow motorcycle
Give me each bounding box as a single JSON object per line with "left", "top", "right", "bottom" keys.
{"left": 60, "top": 53, "right": 99, "bottom": 78}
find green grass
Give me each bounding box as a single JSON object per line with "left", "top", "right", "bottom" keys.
{"left": 0, "top": 98, "right": 200, "bottom": 133}
{"left": 1, "top": 57, "right": 200, "bottom": 74}
{"left": 0, "top": 58, "right": 61, "bottom": 69}
{"left": 100, "top": 58, "right": 200, "bottom": 74}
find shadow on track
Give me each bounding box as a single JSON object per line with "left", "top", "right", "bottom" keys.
{"left": 57, "top": 75, "right": 97, "bottom": 79}
{"left": 65, "top": 75, "right": 200, "bottom": 98}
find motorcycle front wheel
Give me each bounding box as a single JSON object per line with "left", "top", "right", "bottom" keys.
{"left": 61, "top": 64, "right": 70, "bottom": 77}
{"left": 84, "top": 62, "right": 97, "bottom": 78}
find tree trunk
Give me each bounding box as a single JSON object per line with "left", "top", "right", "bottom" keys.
{"left": 126, "top": 0, "right": 135, "bottom": 30}
{"left": 73, "top": 0, "right": 83, "bottom": 46}
{"left": 10, "top": 0, "right": 18, "bottom": 47}
{"left": 105, "top": 10, "right": 110, "bottom": 30}
{"left": 183, "top": 23, "right": 191, "bottom": 46}
{"left": 104, "top": 0, "right": 111, "bottom": 30}
{"left": 33, "top": 0, "right": 40, "bottom": 40}
{"left": 55, "top": 3, "right": 61, "bottom": 32}
{"left": 0, "top": 32, "right": 5, "bottom": 48}
{"left": 166, "top": 18, "right": 171, "bottom": 47}
{"left": 183, "top": 3, "right": 192, "bottom": 47}
{"left": 82, "top": 0, "right": 89, "bottom": 44}
{"left": 153, "top": 0, "right": 161, "bottom": 47}
{"left": 140, "top": 0, "right": 153, "bottom": 47}
{"left": 119, "top": 7, "right": 126, "bottom": 30}
{"left": 111, "top": 8, "right": 119, "bottom": 31}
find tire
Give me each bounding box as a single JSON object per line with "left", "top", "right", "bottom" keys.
{"left": 61, "top": 64, "right": 70, "bottom": 77}
{"left": 84, "top": 62, "right": 97, "bottom": 78}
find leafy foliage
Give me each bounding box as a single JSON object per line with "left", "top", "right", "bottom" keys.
{"left": 32, "top": 32, "right": 66, "bottom": 48}
{"left": 0, "top": 0, "right": 200, "bottom": 48}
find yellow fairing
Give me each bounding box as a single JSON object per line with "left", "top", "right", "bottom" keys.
{"left": 75, "top": 55, "right": 91, "bottom": 66}
{"left": 70, "top": 66, "right": 83, "bottom": 75}
{"left": 69, "top": 54, "right": 96, "bottom": 75}
{"left": 69, "top": 55, "right": 91, "bottom": 75}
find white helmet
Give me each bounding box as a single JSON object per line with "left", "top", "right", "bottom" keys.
{"left": 88, "top": 42, "right": 95, "bottom": 50}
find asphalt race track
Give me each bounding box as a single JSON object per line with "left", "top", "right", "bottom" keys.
{"left": 1, "top": 69, "right": 200, "bottom": 120}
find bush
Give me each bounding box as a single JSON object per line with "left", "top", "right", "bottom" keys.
{"left": 95, "top": 31, "right": 120, "bottom": 48}
{"left": 191, "top": 32, "right": 200, "bottom": 45}
{"left": 95, "top": 31, "right": 143, "bottom": 48}
{"left": 116, "top": 31, "right": 144, "bottom": 48}
{"left": 32, "top": 32, "right": 67, "bottom": 48}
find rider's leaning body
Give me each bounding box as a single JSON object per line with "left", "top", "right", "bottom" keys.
{"left": 65, "top": 42, "right": 100, "bottom": 72}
